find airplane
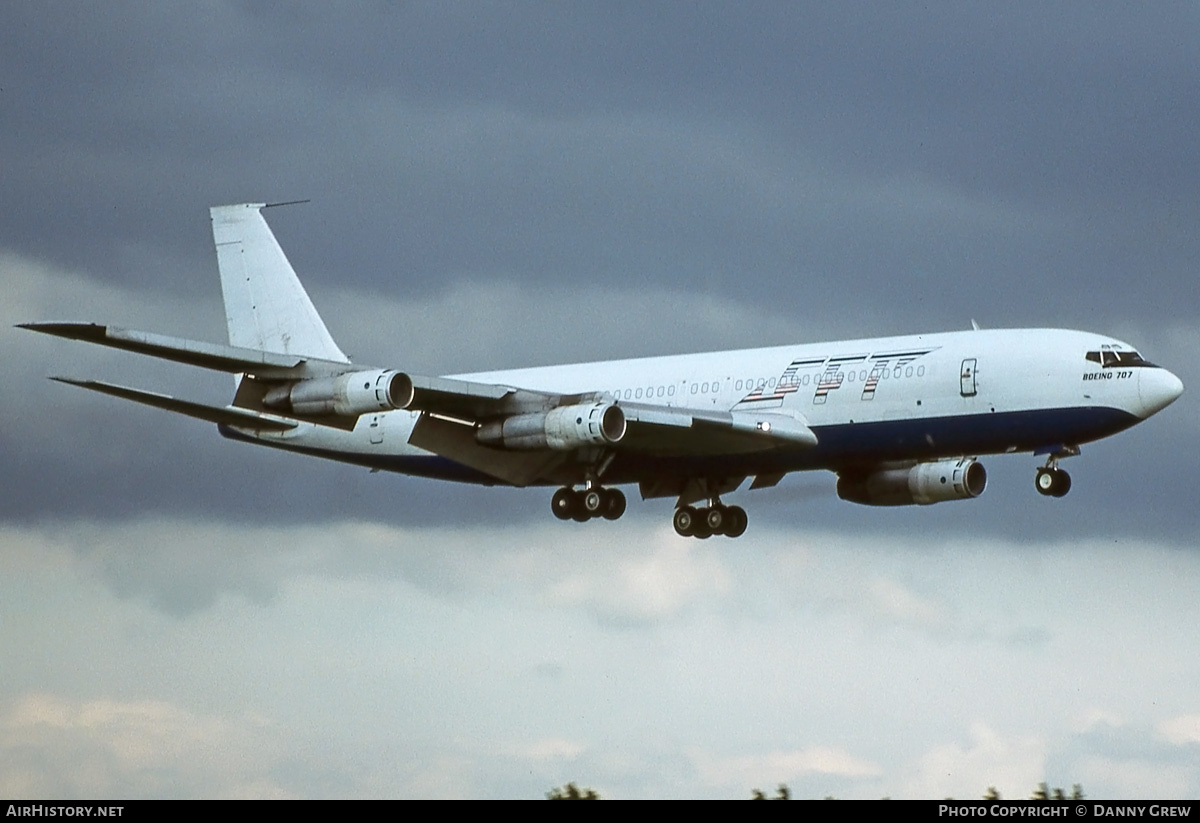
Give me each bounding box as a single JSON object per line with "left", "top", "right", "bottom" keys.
{"left": 21, "top": 202, "right": 1184, "bottom": 539}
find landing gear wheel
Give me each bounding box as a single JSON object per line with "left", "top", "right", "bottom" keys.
{"left": 1035, "top": 468, "right": 1071, "bottom": 497}
{"left": 582, "top": 488, "right": 605, "bottom": 516}
{"left": 673, "top": 506, "right": 698, "bottom": 537}
{"left": 1051, "top": 469, "right": 1071, "bottom": 497}
{"left": 705, "top": 505, "right": 726, "bottom": 534}
{"left": 602, "top": 488, "right": 626, "bottom": 520}
{"left": 724, "top": 505, "right": 748, "bottom": 538}
{"left": 551, "top": 487, "right": 577, "bottom": 520}
{"left": 1035, "top": 468, "right": 1055, "bottom": 495}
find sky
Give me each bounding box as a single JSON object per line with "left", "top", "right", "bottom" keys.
{"left": 2, "top": 1, "right": 1198, "bottom": 799}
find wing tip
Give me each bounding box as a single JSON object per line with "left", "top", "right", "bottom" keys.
{"left": 17, "top": 322, "right": 108, "bottom": 341}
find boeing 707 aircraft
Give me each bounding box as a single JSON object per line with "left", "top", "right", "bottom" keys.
{"left": 22, "top": 203, "right": 1184, "bottom": 538}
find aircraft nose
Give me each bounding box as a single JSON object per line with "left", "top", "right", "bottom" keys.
{"left": 1137, "top": 368, "right": 1184, "bottom": 418}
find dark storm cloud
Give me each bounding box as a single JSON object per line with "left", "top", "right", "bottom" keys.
{"left": 3, "top": 3, "right": 1198, "bottom": 323}
{"left": 2, "top": 3, "right": 1196, "bottom": 541}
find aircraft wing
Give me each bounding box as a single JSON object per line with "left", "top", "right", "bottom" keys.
{"left": 404, "top": 388, "right": 817, "bottom": 487}
{"left": 395, "top": 378, "right": 819, "bottom": 456}
{"left": 23, "top": 322, "right": 818, "bottom": 486}
{"left": 19, "top": 323, "right": 353, "bottom": 379}
{"left": 618, "top": 402, "right": 817, "bottom": 455}
{"left": 51, "top": 377, "right": 298, "bottom": 432}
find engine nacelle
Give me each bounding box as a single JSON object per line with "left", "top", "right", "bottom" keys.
{"left": 837, "top": 458, "right": 987, "bottom": 506}
{"left": 263, "top": 369, "right": 414, "bottom": 417}
{"left": 476, "top": 402, "right": 627, "bottom": 450}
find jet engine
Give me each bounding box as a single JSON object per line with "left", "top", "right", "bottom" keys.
{"left": 262, "top": 369, "right": 414, "bottom": 417}
{"left": 837, "top": 457, "right": 987, "bottom": 506}
{"left": 476, "top": 401, "right": 626, "bottom": 450}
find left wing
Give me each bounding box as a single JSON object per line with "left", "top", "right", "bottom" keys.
{"left": 23, "top": 322, "right": 817, "bottom": 486}
{"left": 50, "top": 377, "right": 298, "bottom": 432}
{"left": 18, "top": 322, "right": 348, "bottom": 378}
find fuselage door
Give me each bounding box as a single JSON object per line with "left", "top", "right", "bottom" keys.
{"left": 960, "top": 358, "right": 978, "bottom": 397}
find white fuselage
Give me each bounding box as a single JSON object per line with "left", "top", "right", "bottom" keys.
{"left": 229, "top": 327, "right": 1181, "bottom": 487}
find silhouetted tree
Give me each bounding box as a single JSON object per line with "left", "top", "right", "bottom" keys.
{"left": 547, "top": 782, "right": 600, "bottom": 800}
{"left": 750, "top": 784, "right": 791, "bottom": 799}
{"left": 1024, "top": 782, "right": 1083, "bottom": 801}
{"left": 549, "top": 779, "right": 1082, "bottom": 800}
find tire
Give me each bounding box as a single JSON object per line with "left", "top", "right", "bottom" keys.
{"left": 705, "top": 505, "right": 726, "bottom": 533}
{"left": 551, "top": 487, "right": 576, "bottom": 520}
{"left": 602, "top": 488, "right": 626, "bottom": 520}
{"left": 1051, "top": 469, "right": 1071, "bottom": 497}
{"left": 724, "top": 506, "right": 748, "bottom": 538}
{"left": 673, "top": 506, "right": 697, "bottom": 537}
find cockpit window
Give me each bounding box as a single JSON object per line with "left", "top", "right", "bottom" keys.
{"left": 1085, "top": 350, "right": 1155, "bottom": 368}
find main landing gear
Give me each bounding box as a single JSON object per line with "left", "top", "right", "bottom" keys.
{"left": 551, "top": 485, "right": 627, "bottom": 522}
{"left": 1034, "top": 449, "right": 1075, "bottom": 498}
{"left": 672, "top": 501, "right": 748, "bottom": 539}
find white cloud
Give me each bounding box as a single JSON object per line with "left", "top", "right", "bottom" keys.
{"left": 1076, "top": 756, "right": 1194, "bottom": 800}
{"left": 0, "top": 693, "right": 290, "bottom": 799}
{"left": 503, "top": 737, "right": 587, "bottom": 762}
{"left": 3, "top": 518, "right": 1200, "bottom": 798}
{"left": 861, "top": 577, "right": 946, "bottom": 630}
{"left": 695, "top": 746, "right": 882, "bottom": 785}
{"left": 899, "top": 723, "right": 1046, "bottom": 801}
{"left": 1157, "top": 715, "right": 1200, "bottom": 747}
{"left": 544, "top": 530, "right": 731, "bottom": 624}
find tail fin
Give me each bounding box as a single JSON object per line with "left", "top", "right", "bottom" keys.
{"left": 210, "top": 203, "right": 350, "bottom": 363}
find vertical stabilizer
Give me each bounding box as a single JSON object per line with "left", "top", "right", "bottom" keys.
{"left": 210, "top": 203, "right": 350, "bottom": 363}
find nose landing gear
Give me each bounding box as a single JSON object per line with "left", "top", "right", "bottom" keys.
{"left": 1034, "top": 447, "right": 1077, "bottom": 497}
{"left": 1035, "top": 466, "right": 1071, "bottom": 497}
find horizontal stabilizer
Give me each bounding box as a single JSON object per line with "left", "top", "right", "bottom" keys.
{"left": 19, "top": 323, "right": 356, "bottom": 379}
{"left": 50, "top": 377, "right": 298, "bottom": 432}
